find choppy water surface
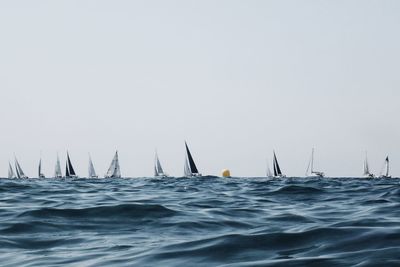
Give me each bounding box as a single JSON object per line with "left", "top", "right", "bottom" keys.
{"left": 0, "top": 177, "right": 399, "bottom": 266}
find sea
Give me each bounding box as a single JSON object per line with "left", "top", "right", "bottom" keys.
{"left": 0, "top": 177, "right": 399, "bottom": 267}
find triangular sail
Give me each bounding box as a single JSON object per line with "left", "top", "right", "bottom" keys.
{"left": 105, "top": 151, "right": 121, "bottom": 178}
{"left": 65, "top": 161, "right": 70, "bottom": 177}
{"left": 185, "top": 142, "right": 199, "bottom": 174}
{"left": 55, "top": 155, "right": 62, "bottom": 178}
{"left": 154, "top": 152, "right": 165, "bottom": 176}
{"left": 88, "top": 155, "right": 97, "bottom": 178}
{"left": 363, "top": 153, "right": 371, "bottom": 176}
{"left": 273, "top": 151, "right": 282, "bottom": 176}
{"left": 67, "top": 153, "right": 76, "bottom": 176}
{"left": 8, "top": 162, "right": 15, "bottom": 178}
{"left": 15, "top": 158, "right": 27, "bottom": 178}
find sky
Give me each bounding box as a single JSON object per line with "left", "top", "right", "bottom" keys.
{"left": 0, "top": 0, "right": 399, "bottom": 177}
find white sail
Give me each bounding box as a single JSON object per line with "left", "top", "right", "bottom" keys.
{"left": 184, "top": 157, "right": 191, "bottom": 177}
{"left": 8, "top": 162, "right": 16, "bottom": 178}
{"left": 363, "top": 152, "right": 374, "bottom": 178}
{"left": 54, "top": 155, "right": 62, "bottom": 178}
{"left": 266, "top": 159, "right": 273, "bottom": 177}
{"left": 105, "top": 151, "right": 121, "bottom": 178}
{"left": 15, "top": 158, "right": 28, "bottom": 179}
{"left": 88, "top": 155, "right": 98, "bottom": 178}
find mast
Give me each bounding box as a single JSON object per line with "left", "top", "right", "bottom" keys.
{"left": 311, "top": 148, "right": 314, "bottom": 173}
{"left": 185, "top": 142, "right": 199, "bottom": 174}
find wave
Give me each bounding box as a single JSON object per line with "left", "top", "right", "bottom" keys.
{"left": 272, "top": 185, "right": 324, "bottom": 194}
{"left": 19, "top": 203, "right": 178, "bottom": 221}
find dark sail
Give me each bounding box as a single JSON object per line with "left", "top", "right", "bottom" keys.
{"left": 273, "top": 159, "right": 278, "bottom": 177}
{"left": 67, "top": 153, "right": 76, "bottom": 176}
{"left": 185, "top": 142, "right": 199, "bottom": 174}
{"left": 273, "top": 152, "right": 282, "bottom": 176}
{"left": 65, "top": 161, "right": 70, "bottom": 177}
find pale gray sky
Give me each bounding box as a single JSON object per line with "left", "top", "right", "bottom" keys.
{"left": 0, "top": 1, "right": 399, "bottom": 177}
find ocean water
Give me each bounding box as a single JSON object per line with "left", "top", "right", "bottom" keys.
{"left": 0, "top": 177, "right": 399, "bottom": 267}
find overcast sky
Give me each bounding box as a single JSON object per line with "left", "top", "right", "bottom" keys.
{"left": 0, "top": 0, "right": 399, "bottom": 177}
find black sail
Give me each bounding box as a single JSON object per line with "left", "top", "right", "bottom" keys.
{"left": 273, "top": 159, "right": 278, "bottom": 177}
{"left": 65, "top": 161, "right": 70, "bottom": 177}
{"left": 273, "top": 152, "right": 282, "bottom": 176}
{"left": 185, "top": 142, "right": 199, "bottom": 174}
{"left": 67, "top": 153, "right": 76, "bottom": 176}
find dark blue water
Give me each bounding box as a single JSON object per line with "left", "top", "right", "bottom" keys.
{"left": 0, "top": 177, "right": 399, "bottom": 266}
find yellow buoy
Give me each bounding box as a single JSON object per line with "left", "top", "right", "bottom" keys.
{"left": 222, "top": 169, "right": 231, "bottom": 178}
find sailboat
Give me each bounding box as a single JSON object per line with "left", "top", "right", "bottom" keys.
{"left": 272, "top": 151, "right": 285, "bottom": 178}
{"left": 54, "top": 154, "right": 62, "bottom": 178}
{"left": 65, "top": 152, "right": 78, "bottom": 178}
{"left": 379, "top": 156, "right": 391, "bottom": 178}
{"left": 8, "top": 162, "right": 16, "bottom": 178}
{"left": 38, "top": 158, "right": 46, "bottom": 178}
{"left": 184, "top": 142, "right": 201, "bottom": 177}
{"left": 305, "top": 148, "right": 325, "bottom": 178}
{"left": 88, "top": 155, "right": 98, "bottom": 178}
{"left": 363, "top": 152, "right": 375, "bottom": 178}
{"left": 154, "top": 151, "right": 168, "bottom": 177}
{"left": 15, "top": 158, "right": 28, "bottom": 178}
{"left": 105, "top": 151, "right": 121, "bottom": 178}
